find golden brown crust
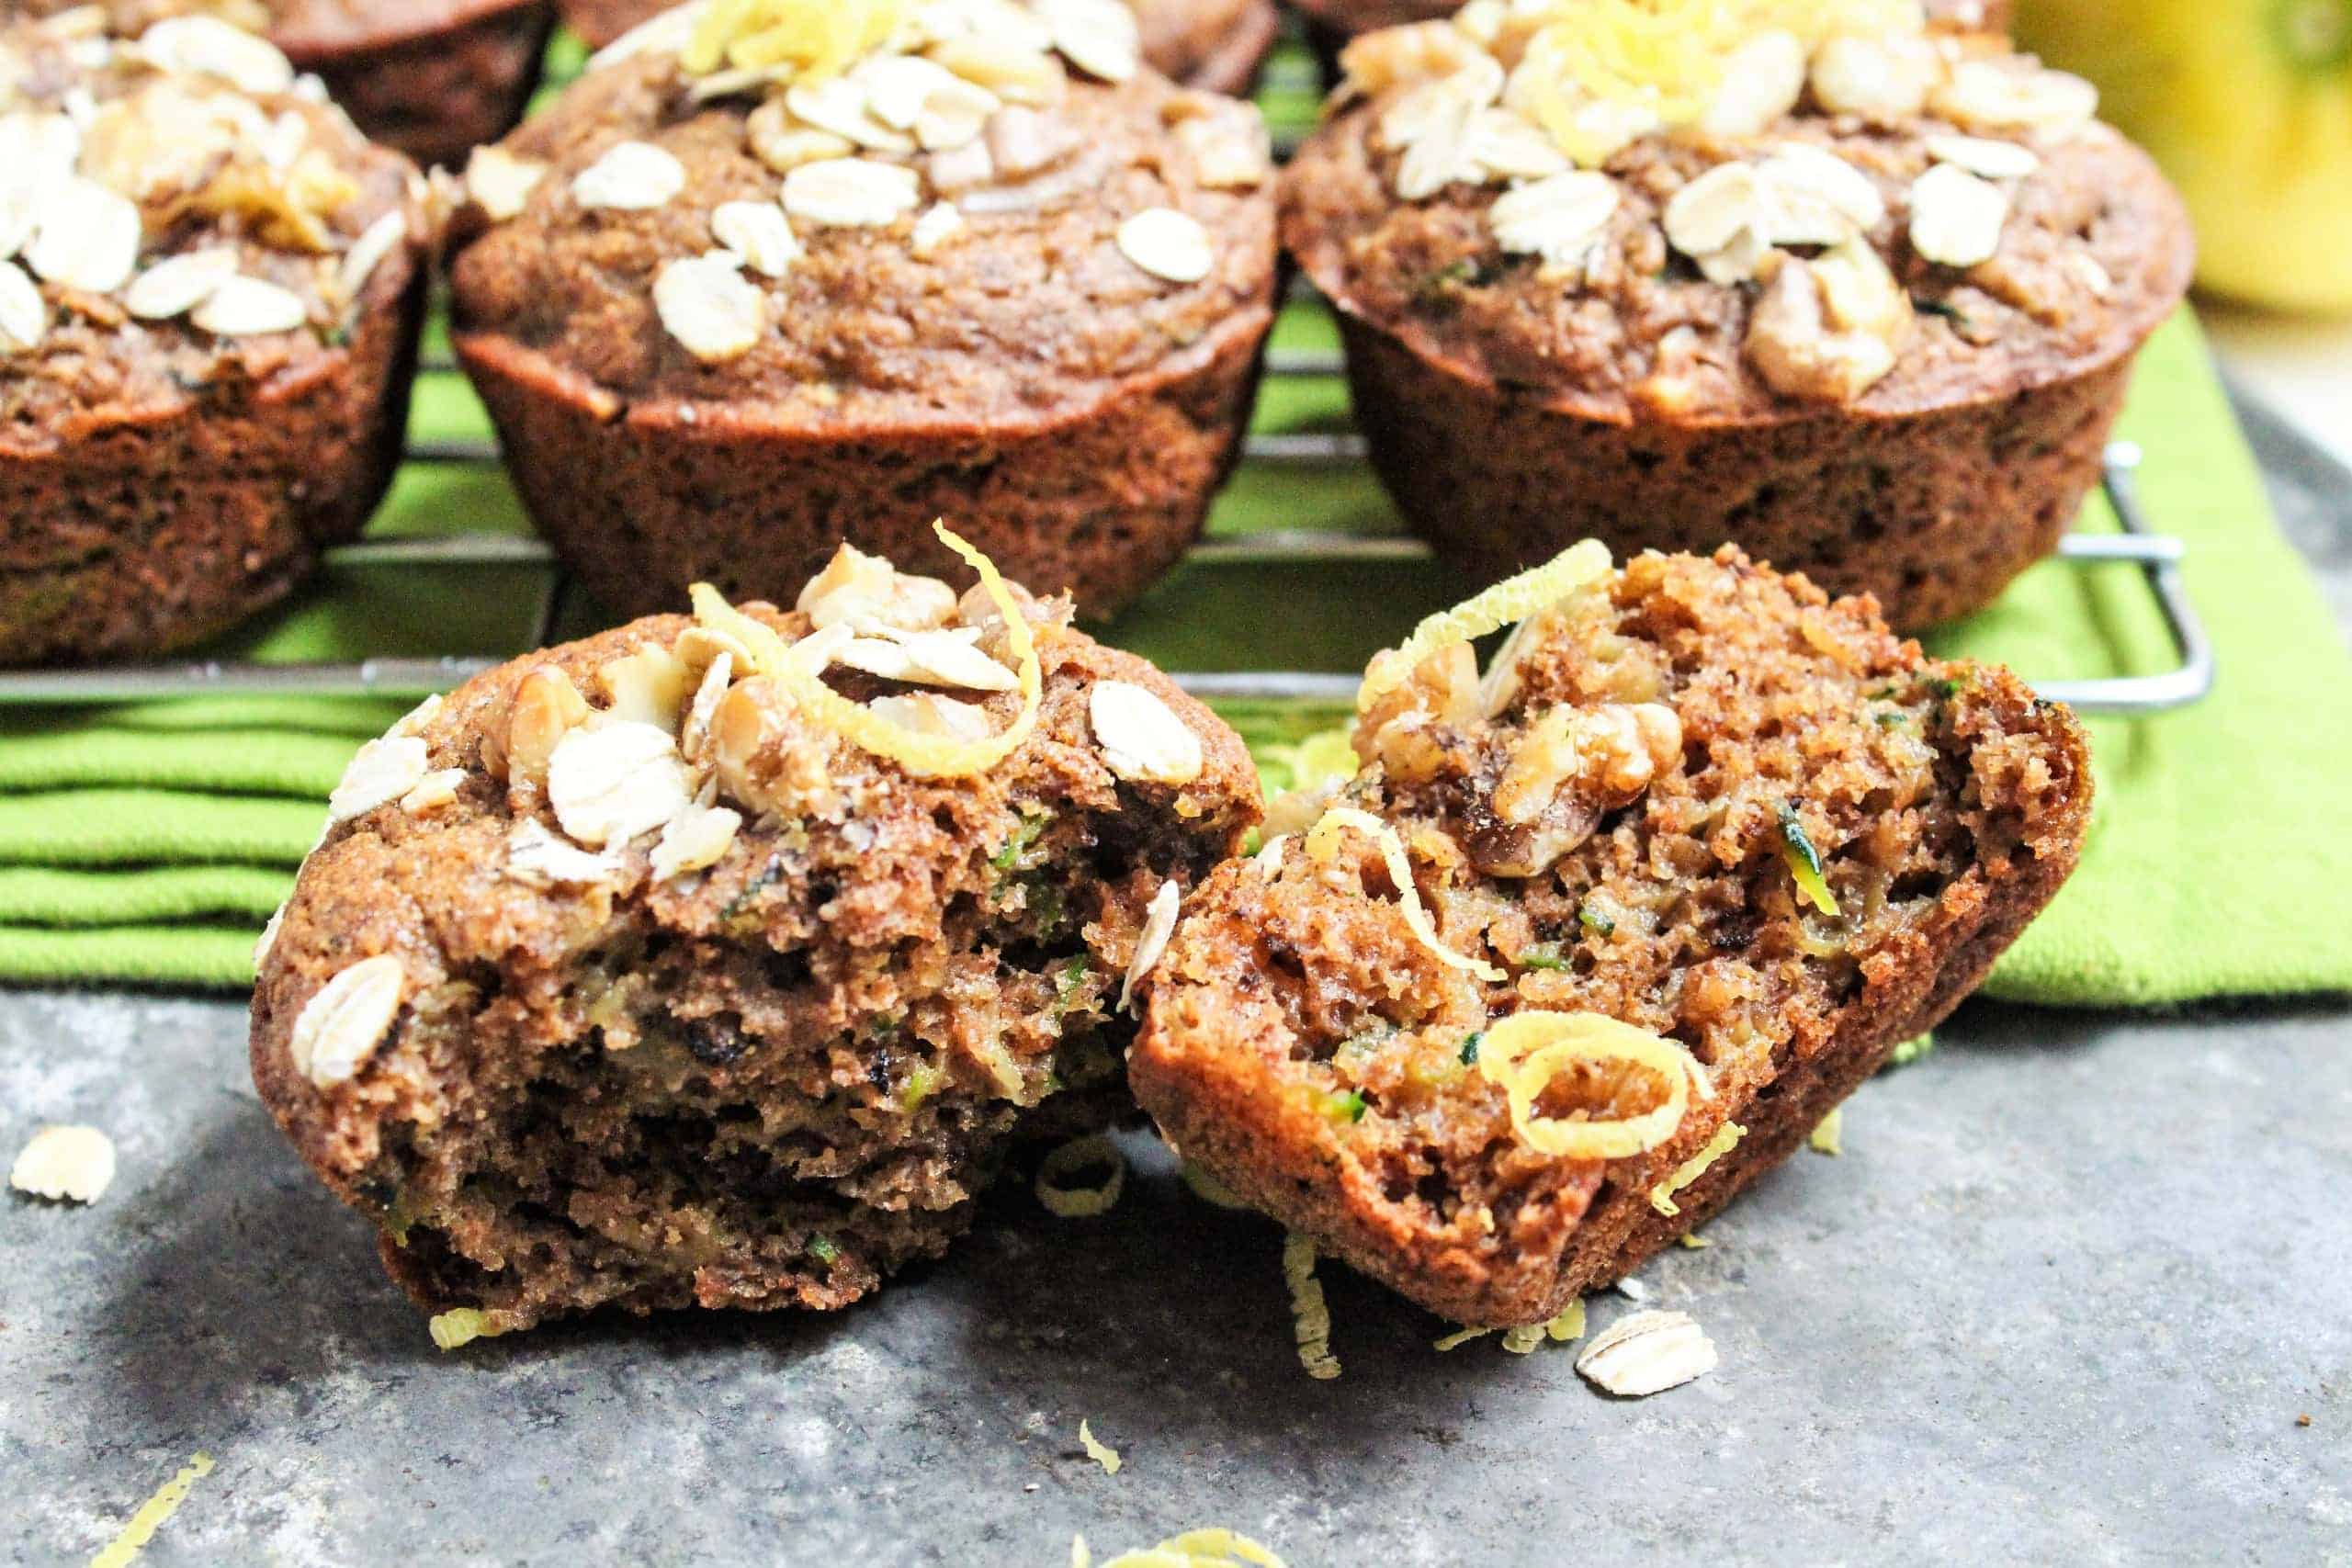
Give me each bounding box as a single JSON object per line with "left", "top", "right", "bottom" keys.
{"left": 1131, "top": 547, "right": 2090, "bottom": 1325}
{"left": 252, "top": 581, "right": 1260, "bottom": 1328}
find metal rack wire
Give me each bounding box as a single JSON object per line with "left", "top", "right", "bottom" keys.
{"left": 0, "top": 343, "right": 2212, "bottom": 716}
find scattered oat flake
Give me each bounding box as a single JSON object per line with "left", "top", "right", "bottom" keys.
{"left": 88, "top": 1451, "right": 213, "bottom": 1568}
{"left": 572, "top": 139, "right": 685, "bottom": 209}
{"left": 654, "top": 252, "right": 765, "bottom": 362}
{"left": 506, "top": 819, "right": 621, "bottom": 887}
{"left": 1116, "top": 878, "right": 1180, "bottom": 1012}
{"left": 27, "top": 178, "right": 140, "bottom": 293}
{"left": 288, "top": 953, "right": 405, "bottom": 1088}
{"left": 339, "top": 209, "right": 407, "bottom": 301}
{"left": 1078, "top": 1418, "right": 1123, "bottom": 1474}
{"left": 122, "top": 247, "right": 236, "bottom": 321}
{"left": 0, "top": 259, "right": 45, "bottom": 351}
{"left": 139, "top": 14, "right": 291, "bottom": 93}
{"left": 1809, "top": 1106, "right": 1843, "bottom": 1156}
{"left": 1090, "top": 680, "right": 1203, "bottom": 784}
{"left": 1114, "top": 206, "right": 1213, "bottom": 284}
{"left": 399, "top": 768, "right": 467, "bottom": 816}
{"left": 909, "top": 199, "right": 963, "bottom": 257}
{"left": 192, "top": 276, "right": 309, "bottom": 337}
{"left": 780, "top": 156, "right": 920, "bottom": 227}
{"left": 1575, "top": 1309, "right": 1717, "bottom": 1398}
{"left": 547, "top": 720, "right": 693, "bottom": 847}
{"left": 328, "top": 734, "right": 428, "bottom": 824}
{"left": 10, "top": 1123, "right": 115, "bottom": 1202}
{"left": 710, "top": 198, "right": 800, "bottom": 276}
{"left": 1908, "top": 162, "right": 2009, "bottom": 269}
{"left": 650, "top": 801, "right": 741, "bottom": 882}
{"left": 466, "top": 144, "right": 548, "bottom": 220}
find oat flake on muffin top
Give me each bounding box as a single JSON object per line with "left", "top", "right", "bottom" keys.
{"left": 0, "top": 6, "right": 421, "bottom": 428}
{"left": 448, "top": 0, "right": 1273, "bottom": 421}
{"left": 1288, "top": 0, "right": 2186, "bottom": 419}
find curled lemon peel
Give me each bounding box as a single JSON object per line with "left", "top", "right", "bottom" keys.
{"left": 1475, "top": 1010, "right": 1709, "bottom": 1160}
{"left": 682, "top": 0, "right": 903, "bottom": 78}
{"left": 1036, "top": 1134, "right": 1127, "bottom": 1218}
{"left": 1179, "top": 1158, "right": 1250, "bottom": 1210}
{"left": 90, "top": 1452, "right": 214, "bottom": 1568}
{"left": 1358, "top": 539, "right": 1611, "bottom": 714}
{"left": 1095, "top": 1529, "right": 1289, "bottom": 1568}
{"left": 689, "top": 522, "right": 1040, "bottom": 781}
{"left": 1433, "top": 1325, "right": 1494, "bottom": 1351}
{"left": 1547, "top": 1298, "right": 1587, "bottom": 1341}
{"left": 1475, "top": 1, "right": 1927, "bottom": 165}
{"left": 1281, "top": 1233, "right": 1341, "bottom": 1381}
{"left": 1079, "top": 1419, "right": 1124, "bottom": 1475}
{"left": 1305, "top": 807, "right": 1505, "bottom": 983}
{"left": 1649, "top": 1119, "right": 1747, "bottom": 1216}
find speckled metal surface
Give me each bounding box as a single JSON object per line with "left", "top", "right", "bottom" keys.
{"left": 4, "top": 413, "right": 2348, "bottom": 1567}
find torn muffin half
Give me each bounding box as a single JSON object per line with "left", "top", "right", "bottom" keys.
{"left": 1130, "top": 542, "right": 2091, "bottom": 1327}
{"left": 251, "top": 529, "right": 1259, "bottom": 1337}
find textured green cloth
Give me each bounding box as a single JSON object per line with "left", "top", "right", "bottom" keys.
{"left": 3, "top": 306, "right": 2345, "bottom": 1000}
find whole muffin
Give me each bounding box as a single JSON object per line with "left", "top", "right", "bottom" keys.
{"left": 448, "top": 0, "right": 1278, "bottom": 621}
{"left": 0, "top": 9, "right": 428, "bottom": 664}
{"left": 561, "top": 0, "right": 1282, "bottom": 97}
{"left": 1293, "top": 0, "right": 2010, "bottom": 60}
{"left": 0, "top": 0, "right": 555, "bottom": 166}
{"left": 251, "top": 537, "right": 1260, "bottom": 1335}
{"left": 1282, "top": 0, "right": 2188, "bottom": 628}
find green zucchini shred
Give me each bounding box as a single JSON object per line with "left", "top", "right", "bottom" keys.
{"left": 1777, "top": 803, "right": 1841, "bottom": 917}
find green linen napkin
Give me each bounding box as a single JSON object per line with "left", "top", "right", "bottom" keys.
{"left": 4, "top": 306, "right": 2344, "bottom": 1002}
{"left": 1, "top": 25, "right": 2344, "bottom": 998}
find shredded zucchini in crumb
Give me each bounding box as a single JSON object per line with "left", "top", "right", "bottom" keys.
{"left": 1077, "top": 1528, "right": 1289, "bottom": 1568}
{"left": 1035, "top": 1135, "right": 1127, "bottom": 1217}
{"left": 428, "top": 1308, "right": 513, "bottom": 1350}
{"left": 1649, "top": 1121, "right": 1747, "bottom": 1216}
{"left": 1079, "top": 1420, "right": 1123, "bottom": 1475}
{"left": 89, "top": 1452, "right": 213, "bottom": 1568}
{"left": 1776, "top": 803, "right": 1841, "bottom": 917}
{"left": 1280, "top": 1234, "right": 1341, "bottom": 1381}
{"left": 1810, "top": 1107, "right": 1844, "bottom": 1156}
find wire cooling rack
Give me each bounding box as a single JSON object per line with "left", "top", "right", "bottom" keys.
{"left": 0, "top": 321, "right": 2213, "bottom": 716}
{"left": 0, "top": 27, "right": 2213, "bottom": 718}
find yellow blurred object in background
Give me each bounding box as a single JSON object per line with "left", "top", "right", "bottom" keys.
{"left": 2018, "top": 0, "right": 2352, "bottom": 315}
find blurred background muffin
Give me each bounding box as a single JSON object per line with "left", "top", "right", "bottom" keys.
{"left": 559, "top": 0, "right": 1282, "bottom": 96}
{"left": 0, "top": 9, "right": 428, "bottom": 663}
{"left": 1290, "top": 0, "right": 2012, "bottom": 67}
{"left": 447, "top": 0, "right": 1279, "bottom": 621}
{"left": 0, "top": 0, "right": 554, "bottom": 165}
{"left": 1282, "top": 0, "right": 2191, "bottom": 627}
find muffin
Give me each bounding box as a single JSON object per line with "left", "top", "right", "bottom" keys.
{"left": 251, "top": 535, "right": 1261, "bottom": 1335}
{"left": 448, "top": 0, "right": 1278, "bottom": 622}
{"left": 1283, "top": 0, "right": 2187, "bottom": 627}
{"left": 0, "top": 0, "right": 555, "bottom": 167}
{"left": 1293, "top": 0, "right": 2010, "bottom": 61}
{"left": 561, "top": 0, "right": 1282, "bottom": 97}
{"left": 0, "top": 9, "right": 428, "bottom": 665}
{"left": 1131, "top": 542, "right": 2092, "bottom": 1327}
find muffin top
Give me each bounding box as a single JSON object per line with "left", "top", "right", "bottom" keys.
{"left": 1282, "top": 0, "right": 2190, "bottom": 424}
{"left": 447, "top": 0, "right": 1276, "bottom": 428}
{"left": 0, "top": 7, "right": 421, "bottom": 435}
